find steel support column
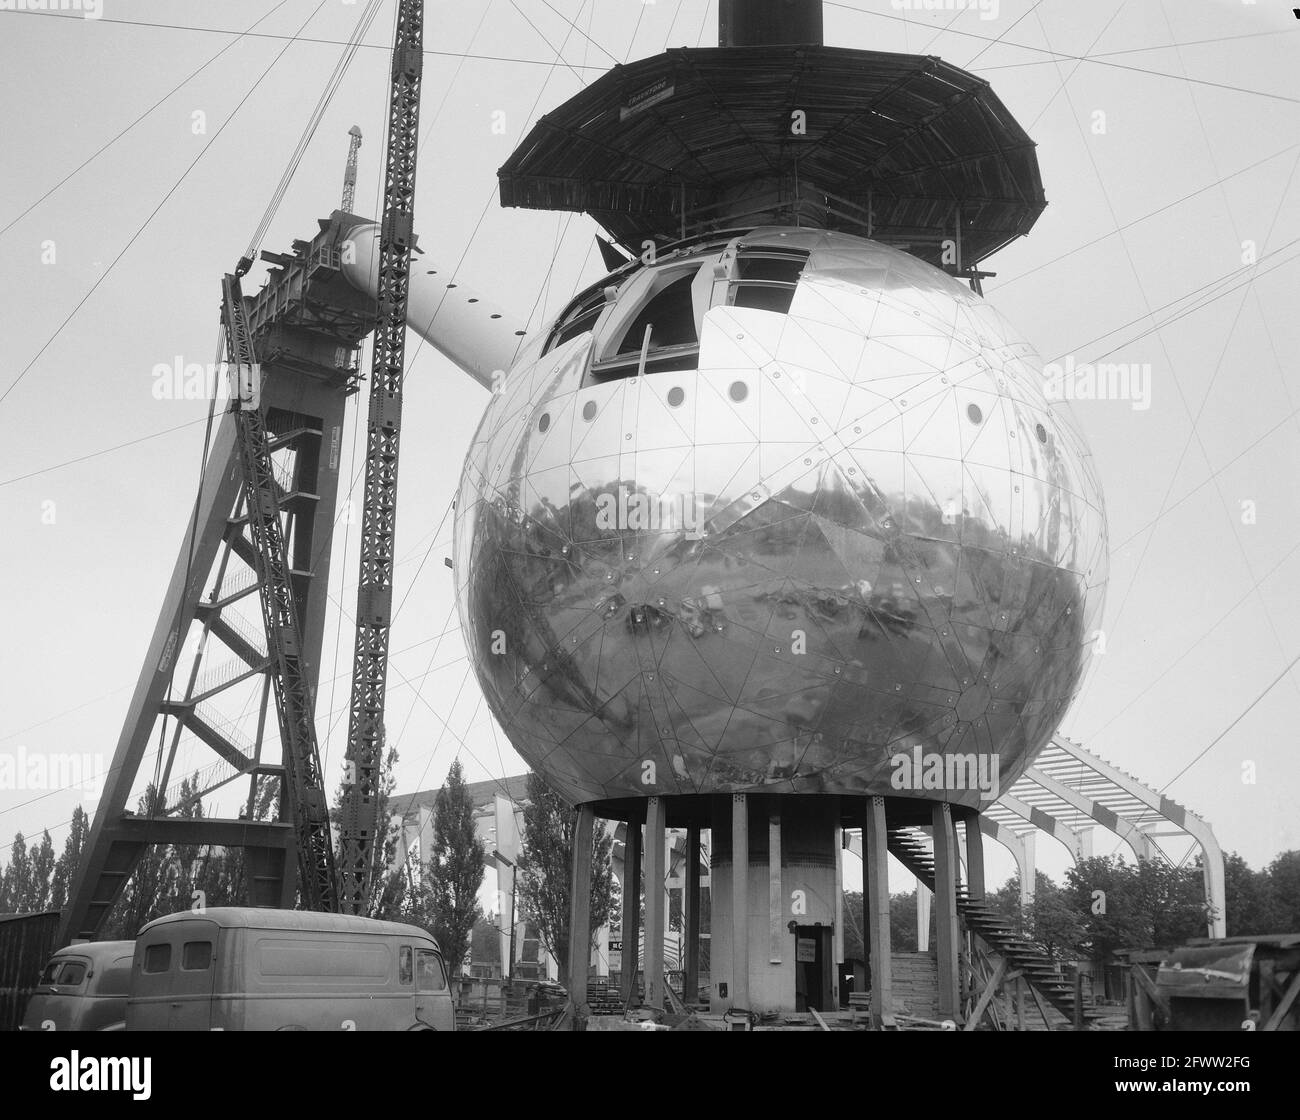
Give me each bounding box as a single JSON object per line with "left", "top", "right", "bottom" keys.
{"left": 567, "top": 803, "right": 594, "bottom": 1024}
{"left": 684, "top": 824, "right": 701, "bottom": 1004}
{"left": 620, "top": 804, "right": 643, "bottom": 1007}
{"left": 730, "top": 793, "right": 750, "bottom": 1010}
{"left": 932, "top": 802, "right": 961, "bottom": 1021}
{"left": 964, "top": 811, "right": 986, "bottom": 901}
{"left": 643, "top": 796, "right": 667, "bottom": 1009}
{"left": 864, "top": 795, "right": 892, "bottom": 1028}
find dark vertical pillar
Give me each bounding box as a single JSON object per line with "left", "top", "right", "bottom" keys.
{"left": 965, "top": 812, "right": 986, "bottom": 901}
{"left": 568, "top": 803, "right": 594, "bottom": 1023}
{"left": 932, "top": 802, "right": 961, "bottom": 1021}
{"left": 644, "top": 797, "right": 667, "bottom": 1009}
{"left": 864, "top": 796, "right": 892, "bottom": 1028}
{"left": 685, "top": 824, "right": 701, "bottom": 1004}
{"left": 719, "top": 0, "right": 824, "bottom": 46}
{"left": 620, "top": 807, "right": 642, "bottom": 1007}
{"left": 731, "top": 793, "right": 750, "bottom": 1010}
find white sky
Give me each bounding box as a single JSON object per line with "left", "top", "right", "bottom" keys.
{"left": 1, "top": 0, "right": 1298, "bottom": 898}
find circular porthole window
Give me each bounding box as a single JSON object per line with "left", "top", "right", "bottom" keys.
{"left": 729, "top": 381, "right": 749, "bottom": 402}
{"left": 538, "top": 414, "right": 551, "bottom": 433}
{"left": 667, "top": 387, "right": 685, "bottom": 407}
{"left": 1036, "top": 422, "right": 1048, "bottom": 444}
{"left": 967, "top": 403, "right": 983, "bottom": 425}
{"left": 582, "top": 401, "right": 597, "bottom": 422}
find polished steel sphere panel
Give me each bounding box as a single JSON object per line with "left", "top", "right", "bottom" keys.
{"left": 454, "top": 230, "right": 1108, "bottom": 806}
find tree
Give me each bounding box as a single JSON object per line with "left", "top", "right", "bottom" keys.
{"left": 984, "top": 874, "right": 1026, "bottom": 933}
{"left": 516, "top": 771, "right": 618, "bottom": 983}
{"left": 2, "top": 832, "right": 32, "bottom": 912}
{"left": 30, "top": 830, "right": 55, "bottom": 911}
{"left": 1223, "top": 851, "right": 1277, "bottom": 936}
{"left": 841, "top": 890, "right": 865, "bottom": 960}
{"left": 427, "top": 759, "right": 486, "bottom": 975}
{"left": 1026, "top": 874, "right": 1087, "bottom": 962}
{"left": 102, "top": 786, "right": 169, "bottom": 939}
{"left": 1060, "top": 855, "right": 1208, "bottom": 966}
{"left": 334, "top": 747, "right": 409, "bottom": 920}
{"left": 1266, "top": 850, "right": 1300, "bottom": 932}
{"left": 50, "top": 805, "right": 89, "bottom": 911}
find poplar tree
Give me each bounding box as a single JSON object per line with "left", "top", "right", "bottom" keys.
{"left": 516, "top": 771, "right": 617, "bottom": 984}
{"left": 50, "top": 805, "right": 89, "bottom": 911}
{"left": 427, "top": 759, "right": 485, "bottom": 975}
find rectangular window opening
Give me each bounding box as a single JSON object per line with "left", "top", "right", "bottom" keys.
{"left": 181, "top": 941, "right": 213, "bottom": 971}
{"left": 143, "top": 944, "right": 171, "bottom": 974}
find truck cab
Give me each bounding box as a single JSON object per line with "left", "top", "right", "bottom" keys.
{"left": 20, "top": 941, "right": 135, "bottom": 1031}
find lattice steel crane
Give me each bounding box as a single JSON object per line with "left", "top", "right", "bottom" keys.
{"left": 341, "top": 125, "right": 362, "bottom": 212}
{"left": 60, "top": 0, "right": 433, "bottom": 937}
{"left": 223, "top": 2, "right": 424, "bottom": 915}
{"left": 336, "top": 0, "right": 424, "bottom": 914}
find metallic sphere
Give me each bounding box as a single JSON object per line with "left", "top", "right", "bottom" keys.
{"left": 453, "top": 228, "right": 1108, "bottom": 808}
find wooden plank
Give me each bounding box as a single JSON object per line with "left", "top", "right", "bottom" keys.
{"left": 1262, "top": 967, "right": 1300, "bottom": 1032}
{"left": 810, "top": 1007, "right": 832, "bottom": 1032}
{"left": 1027, "top": 976, "right": 1054, "bottom": 1031}
{"left": 963, "top": 958, "right": 1007, "bottom": 1031}
{"left": 1258, "top": 958, "right": 1274, "bottom": 1025}
{"left": 1132, "top": 962, "right": 1171, "bottom": 1019}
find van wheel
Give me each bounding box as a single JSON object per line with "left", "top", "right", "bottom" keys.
{"left": 407, "top": 1024, "right": 434, "bottom": 1031}
{"left": 276, "top": 1025, "right": 308, "bottom": 1031}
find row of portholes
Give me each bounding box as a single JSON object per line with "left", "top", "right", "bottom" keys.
{"left": 424, "top": 269, "right": 526, "bottom": 334}
{"left": 537, "top": 380, "right": 751, "bottom": 433}
{"left": 964, "top": 401, "right": 1050, "bottom": 444}
{"left": 539, "top": 388, "right": 1051, "bottom": 443}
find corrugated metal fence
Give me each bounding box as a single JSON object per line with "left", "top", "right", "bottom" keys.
{"left": 0, "top": 912, "right": 61, "bottom": 1031}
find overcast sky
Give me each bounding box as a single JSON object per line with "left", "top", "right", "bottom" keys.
{"left": 1, "top": 0, "right": 1298, "bottom": 896}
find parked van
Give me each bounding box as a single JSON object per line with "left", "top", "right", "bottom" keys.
{"left": 20, "top": 941, "right": 135, "bottom": 1031}
{"left": 126, "top": 908, "right": 454, "bottom": 1031}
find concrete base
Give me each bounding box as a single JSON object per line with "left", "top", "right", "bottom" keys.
{"left": 709, "top": 795, "right": 839, "bottom": 1015}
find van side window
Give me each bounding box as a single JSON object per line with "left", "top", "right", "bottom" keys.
{"left": 181, "top": 941, "right": 213, "bottom": 970}
{"left": 143, "top": 944, "right": 171, "bottom": 974}
{"left": 416, "top": 949, "right": 446, "bottom": 992}
{"left": 399, "top": 946, "right": 412, "bottom": 985}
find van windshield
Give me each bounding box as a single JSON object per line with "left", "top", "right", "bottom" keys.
{"left": 41, "top": 960, "right": 87, "bottom": 986}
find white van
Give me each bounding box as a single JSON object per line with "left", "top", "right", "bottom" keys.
{"left": 126, "top": 908, "right": 455, "bottom": 1031}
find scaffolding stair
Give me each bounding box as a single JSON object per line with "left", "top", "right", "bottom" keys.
{"left": 887, "top": 825, "right": 1100, "bottom": 1026}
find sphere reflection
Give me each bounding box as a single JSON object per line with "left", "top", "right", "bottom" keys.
{"left": 453, "top": 229, "right": 1108, "bottom": 807}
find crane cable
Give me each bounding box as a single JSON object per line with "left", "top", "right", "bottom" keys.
{"left": 244, "top": 0, "right": 386, "bottom": 264}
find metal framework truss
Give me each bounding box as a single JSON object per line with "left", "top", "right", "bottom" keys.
{"left": 845, "top": 737, "right": 1225, "bottom": 948}
{"left": 61, "top": 217, "right": 374, "bottom": 943}
{"left": 980, "top": 736, "right": 1226, "bottom": 937}
{"left": 222, "top": 273, "right": 337, "bottom": 912}
{"left": 337, "top": 0, "right": 424, "bottom": 913}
